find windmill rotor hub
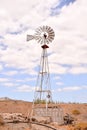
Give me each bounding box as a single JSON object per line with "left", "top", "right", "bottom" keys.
{"left": 40, "top": 32, "right": 48, "bottom": 38}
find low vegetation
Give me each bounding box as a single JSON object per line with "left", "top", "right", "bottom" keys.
{"left": 34, "top": 99, "right": 46, "bottom": 104}
{"left": 72, "top": 109, "right": 81, "bottom": 116}
{"left": 74, "top": 122, "right": 87, "bottom": 130}
{"left": 0, "top": 115, "right": 4, "bottom": 126}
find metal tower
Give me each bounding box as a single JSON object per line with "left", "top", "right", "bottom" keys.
{"left": 34, "top": 43, "right": 52, "bottom": 111}
{"left": 27, "top": 26, "right": 63, "bottom": 124}
{"left": 27, "top": 25, "right": 54, "bottom": 106}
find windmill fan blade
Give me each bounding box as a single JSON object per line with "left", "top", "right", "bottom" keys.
{"left": 27, "top": 35, "right": 34, "bottom": 41}
{"left": 34, "top": 26, "right": 55, "bottom": 44}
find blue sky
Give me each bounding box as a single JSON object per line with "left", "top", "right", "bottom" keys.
{"left": 51, "top": 0, "right": 76, "bottom": 15}
{"left": 0, "top": 0, "right": 87, "bottom": 103}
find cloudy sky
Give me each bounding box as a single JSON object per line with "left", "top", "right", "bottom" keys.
{"left": 0, "top": 0, "right": 87, "bottom": 103}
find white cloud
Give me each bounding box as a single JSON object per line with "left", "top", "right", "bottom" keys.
{"left": 46, "top": 0, "right": 87, "bottom": 73}
{"left": 0, "top": 45, "right": 39, "bottom": 75}
{"left": 15, "top": 79, "right": 24, "bottom": 83}
{"left": 0, "top": 78, "right": 19, "bottom": 87}
{"left": 0, "top": 78, "right": 9, "bottom": 82}
{"left": 2, "top": 82, "right": 15, "bottom": 87}
{"left": 83, "top": 86, "right": 87, "bottom": 89}
{"left": 15, "top": 77, "right": 36, "bottom": 83}
{"left": 16, "top": 85, "right": 35, "bottom": 92}
{"left": 24, "top": 77, "right": 36, "bottom": 81}
{"left": 69, "top": 65, "right": 87, "bottom": 74}
{"left": 53, "top": 76, "right": 61, "bottom": 80}
{"left": 56, "top": 82, "right": 63, "bottom": 86}
{"left": 2, "top": 70, "right": 18, "bottom": 76}
{"left": 0, "top": 0, "right": 58, "bottom": 35}
{"left": 57, "top": 86, "right": 82, "bottom": 92}
{"left": 49, "top": 63, "right": 68, "bottom": 74}
{"left": 0, "top": 64, "right": 3, "bottom": 71}
{"left": 0, "top": 0, "right": 87, "bottom": 75}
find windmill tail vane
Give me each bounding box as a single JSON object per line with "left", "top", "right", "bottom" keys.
{"left": 27, "top": 35, "right": 35, "bottom": 41}
{"left": 27, "top": 35, "right": 42, "bottom": 42}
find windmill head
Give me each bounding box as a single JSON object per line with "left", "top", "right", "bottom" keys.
{"left": 27, "top": 25, "right": 55, "bottom": 44}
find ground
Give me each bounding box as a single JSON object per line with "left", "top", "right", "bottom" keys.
{"left": 0, "top": 99, "right": 87, "bottom": 130}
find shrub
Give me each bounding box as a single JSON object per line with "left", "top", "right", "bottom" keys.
{"left": 72, "top": 110, "right": 80, "bottom": 115}
{"left": 74, "top": 123, "right": 87, "bottom": 130}
{"left": 0, "top": 115, "right": 4, "bottom": 126}
{"left": 34, "top": 99, "right": 46, "bottom": 104}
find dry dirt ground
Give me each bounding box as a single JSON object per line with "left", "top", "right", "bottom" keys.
{"left": 0, "top": 99, "right": 87, "bottom": 130}
{"left": 0, "top": 99, "right": 32, "bottom": 116}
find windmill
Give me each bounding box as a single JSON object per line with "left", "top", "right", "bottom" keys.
{"left": 27, "top": 26, "right": 63, "bottom": 124}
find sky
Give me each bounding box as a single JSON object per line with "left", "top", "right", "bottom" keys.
{"left": 0, "top": 0, "right": 87, "bottom": 103}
